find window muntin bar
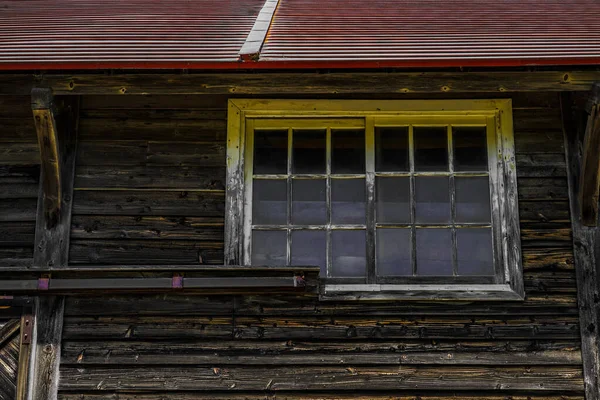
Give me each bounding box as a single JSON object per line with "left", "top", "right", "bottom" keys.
{"left": 246, "top": 117, "right": 498, "bottom": 282}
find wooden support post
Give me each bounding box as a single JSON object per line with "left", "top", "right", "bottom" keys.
{"left": 26, "top": 89, "right": 80, "bottom": 400}
{"left": 578, "top": 83, "right": 600, "bottom": 226}
{"left": 561, "top": 92, "right": 600, "bottom": 400}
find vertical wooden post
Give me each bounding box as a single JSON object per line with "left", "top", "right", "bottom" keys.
{"left": 578, "top": 83, "right": 600, "bottom": 226}
{"left": 561, "top": 91, "right": 600, "bottom": 400}
{"left": 26, "top": 89, "right": 79, "bottom": 400}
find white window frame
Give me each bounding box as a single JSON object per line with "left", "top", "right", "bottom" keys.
{"left": 225, "top": 99, "right": 524, "bottom": 301}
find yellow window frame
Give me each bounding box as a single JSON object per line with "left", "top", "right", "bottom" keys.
{"left": 226, "top": 99, "right": 523, "bottom": 301}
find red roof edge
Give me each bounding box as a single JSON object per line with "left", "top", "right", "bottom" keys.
{"left": 0, "top": 57, "right": 599, "bottom": 71}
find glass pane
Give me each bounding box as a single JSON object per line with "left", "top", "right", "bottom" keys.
{"left": 293, "top": 129, "right": 326, "bottom": 174}
{"left": 331, "top": 179, "right": 366, "bottom": 224}
{"left": 292, "top": 179, "right": 326, "bottom": 225}
{"left": 415, "top": 176, "right": 450, "bottom": 224}
{"left": 331, "top": 129, "right": 365, "bottom": 174}
{"left": 414, "top": 127, "right": 448, "bottom": 171}
{"left": 455, "top": 177, "right": 491, "bottom": 223}
{"left": 453, "top": 127, "right": 488, "bottom": 172}
{"left": 331, "top": 230, "right": 366, "bottom": 277}
{"left": 291, "top": 230, "right": 327, "bottom": 275}
{"left": 376, "top": 127, "right": 409, "bottom": 172}
{"left": 416, "top": 228, "right": 453, "bottom": 276}
{"left": 376, "top": 228, "right": 411, "bottom": 276}
{"left": 252, "top": 179, "right": 287, "bottom": 225}
{"left": 253, "top": 130, "right": 287, "bottom": 174}
{"left": 376, "top": 177, "right": 410, "bottom": 223}
{"left": 252, "top": 230, "right": 286, "bottom": 266}
{"left": 457, "top": 228, "right": 494, "bottom": 276}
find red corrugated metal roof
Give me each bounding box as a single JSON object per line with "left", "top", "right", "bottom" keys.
{"left": 0, "top": 0, "right": 264, "bottom": 69}
{"left": 0, "top": 0, "right": 599, "bottom": 70}
{"left": 261, "top": 0, "right": 600, "bottom": 68}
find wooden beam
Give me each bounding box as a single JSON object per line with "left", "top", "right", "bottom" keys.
{"left": 0, "top": 70, "right": 600, "bottom": 96}
{"left": 25, "top": 90, "right": 80, "bottom": 400}
{"left": 31, "top": 90, "right": 80, "bottom": 268}
{"left": 561, "top": 92, "right": 600, "bottom": 400}
{"left": 579, "top": 83, "right": 600, "bottom": 225}
{"left": 31, "top": 89, "right": 61, "bottom": 229}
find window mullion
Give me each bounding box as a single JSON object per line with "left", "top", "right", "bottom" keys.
{"left": 286, "top": 127, "right": 293, "bottom": 266}
{"left": 448, "top": 125, "right": 458, "bottom": 276}
{"left": 326, "top": 126, "right": 332, "bottom": 278}
{"left": 408, "top": 125, "right": 416, "bottom": 276}
{"left": 365, "top": 117, "right": 376, "bottom": 284}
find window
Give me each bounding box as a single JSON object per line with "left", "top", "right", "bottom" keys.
{"left": 226, "top": 100, "right": 524, "bottom": 300}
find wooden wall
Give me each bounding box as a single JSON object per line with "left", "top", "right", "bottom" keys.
{"left": 0, "top": 91, "right": 584, "bottom": 397}
{"left": 0, "top": 96, "right": 38, "bottom": 270}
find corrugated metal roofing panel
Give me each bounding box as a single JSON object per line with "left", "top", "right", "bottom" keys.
{"left": 260, "top": 0, "right": 600, "bottom": 67}
{"left": 0, "top": 0, "right": 598, "bottom": 70}
{"left": 0, "top": 0, "right": 264, "bottom": 69}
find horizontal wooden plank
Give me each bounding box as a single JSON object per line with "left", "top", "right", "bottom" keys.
{"left": 0, "top": 117, "right": 36, "bottom": 142}
{"left": 62, "top": 293, "right": 578, "bottom": 317}
{"left": 0, "top": 198, "right": 38, "bottom": 221}
{"left": 57, "top": 394, "right": 586, "bottom": 400}
{"left": 0, "top": 183, "right": 38, "bottom": 199}
{"left": 74, "top": 166, "right": 225, "bottom": 189}
{"left": 62, "top": 316, "right": 233, "bottom": 339}
{"left": 62, "top": 315, "right": 580, "bottom": 340}
{"left": 0, "top": 165, "right": 39, "bottom": 184}
{"left": 64, "top": 295, "right": 234, "bottom": 317}
{"left": 231, "top": 315, "right": 580, "bottom": 340}
{"left": 146, "top": 142, "right": 225, "bottom": 167}
{"left": 3, "top": 71, "right": 598, "bottom": 95}
{"left": 76, "top": 141, "right": 226, "bottom": 167}
{"left": 0, "top": 247, "right": 32, "bottom": 269}
{"left": 81, "top": 94, "right": 229, "bottom": 110}
{"left": 512, "top": 109, "right": 562, "bottom": 131}
{"left": 72, "top": 190, "right": 225, "bottom": 216}
{"left": 0, "top": 96, "right": 31, "bottom": 117}
{"left": 518, "top": 201, "right": 570, "bottom": 223}
{"left": 524, "top": 271, "right": 577, "bottom": 293}
{"left": 81, "top": 109, "right": 227, "bottom": 121}
{"left": 515, "top": 153, "right": 566, "bottom": 178}
{"left": 237, "top": 294, "right": 578, "bottom": 317}
{"left": 71, "top": 216, "right": 223, "bottom": 241}
{"left": 78, "top": 118, "right": 226, "bottom": 142}
{"left": 59, "top": 365, "right": 583, "bottom": 391}
{"left": 522, "top": 248, "right": 574, "bottom": 271}
{"left": 77, "top": 141, "right": 148, "bottom": 166}
{"left": 514, "top": 130, "right": 564, "bottom": 154}
{"left": 61, "top": 340, "right": 582, "bottom": 366}
{"left": 520, "top": 228, "right": 572, "bottom": 246}
{"left": 517, "top": 178, "right": 568, "bottom": 201}
{"left": 68, "top": 240, "right": 223, "bottom": 265}
{"left": 0, "top": 142, "right": 39, "bottom": 165}
{"left": 79, "top": 92, "right": 556, "bottom": 111}
{"left": 0, "top": 221, "right": 35, "bottom": 245}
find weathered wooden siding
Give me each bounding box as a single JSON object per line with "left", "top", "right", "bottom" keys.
{"left": 0, "top": 319, "right": 21, "bottom": 400}
{"left": 69, "top": 95, "right": 228, "bottom": 265}
{"left": 40, "top": 92, "right": 584, "bottom": 398}
{"left": 0, "top": 96, "right": 38, "bottom": 270}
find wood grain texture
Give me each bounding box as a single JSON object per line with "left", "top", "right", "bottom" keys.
{"left": 1, "top": 71, "right": 599, "bottom": 95}
{"left": 578, "top": 83, "right": 600, "bottom": 225}
{"left": 562, "top": 92, "right": 600, "bottom": 400}
{"left": 0, "top": 319, "right": 20, "bottom": 400}
{"left": 57, "top": 395, "right": 586, "bottom": 400}
{"left": 59, "top": 365, "right": 583, "bottom": 392}
{"left": 61, "top": 339, "right": 582, "bottom": 365}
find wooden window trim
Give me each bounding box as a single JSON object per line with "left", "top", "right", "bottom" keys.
{"left": 226, "top": 99, "right": 524, "bottom": 301}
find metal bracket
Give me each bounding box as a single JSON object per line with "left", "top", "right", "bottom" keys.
{"left": 172, "top": 273, "right": 184, "bottom": 289}
{"left": 20, "top": 314, "right": 33, "bottom": 345}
